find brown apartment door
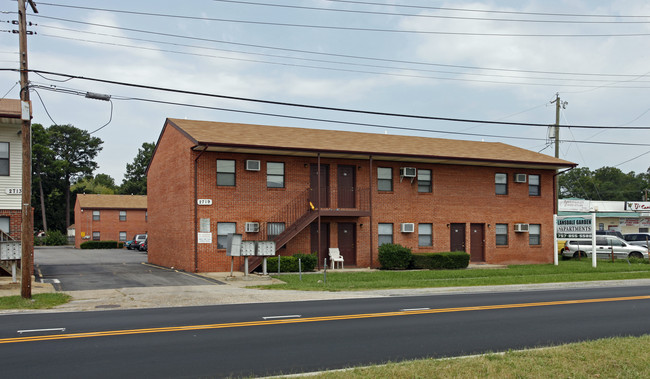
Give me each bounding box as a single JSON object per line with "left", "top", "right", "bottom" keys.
{"left": 450, "top": 223, "right": 466, "bottom": 252}
{"left": 310, "top": 223, "right": 330, "bottom": 261}
{"left": 338, "top": 223, "right": 356, "bottom": 266}
{"left": 310, "top": 164, "right": 330, "bottom": 208}
{"left": 337, "top": 165, "right": 356, "bottom": 208}
{"left": 470, "top": 224, "right": 485, "bottom": 262}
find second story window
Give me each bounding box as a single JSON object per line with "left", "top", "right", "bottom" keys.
{"left": 216, "top": 159, "right": 236, "bottom": 186}
{"left": 495, "top": 173, "right": 508, "bottom": 195}
{"left": 529, "top": 174, "right": 540, "bottom": 196}
{"left": 267, "top": 162, "right": 285, "bottom": 188}
{"left": 377, "top": 167, "right": 392, "bottom": 191}
{"left": 0, "top": 142, "right": 8, "bottom": 176}
{"left": 119, "top": 211, "right": 127, "bottom": 221}
{"left": 418, "top": 169, "right": 432, "bottom": 193}
{"left": 92, "top": 210, "right": 100, "bottom": 221}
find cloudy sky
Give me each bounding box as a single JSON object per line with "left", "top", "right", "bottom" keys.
{"left": 2, "top": 0, "right": 650, "bottom": 183}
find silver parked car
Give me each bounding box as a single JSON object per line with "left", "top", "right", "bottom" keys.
{"left": 623, "top": 233, "right": 650, "bottom": 248}
{"left": 562, "top": 235, "right": 648, "bottom": 260}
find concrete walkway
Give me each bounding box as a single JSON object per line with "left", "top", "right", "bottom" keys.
{"left": 2, "top": 270, "right": 650, "bottom": 313}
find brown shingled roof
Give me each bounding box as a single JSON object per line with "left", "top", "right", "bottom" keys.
{"left": 77, "top": 194, "right": 147, "bottom": 210}
{"left": 166, "top": 119, "right": 575, "bottom": 169}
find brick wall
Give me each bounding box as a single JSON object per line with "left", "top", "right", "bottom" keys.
{"left": 149, "top": 134, "right": 556, "bottom": 272}
{"left": 0, "top": 209, "right": 23, "bottom": 240}
{"left": 73, "top": 202, "right": 148, "bottom": 248}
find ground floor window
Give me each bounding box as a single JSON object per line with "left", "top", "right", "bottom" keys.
{"left": 92, "top": 231, "right": 100, "bottom": 241}
{"left": 119, "top": 231, "right": 127, "bottom": 241}
{"left": 378, "top": 223, "right": 393, "bottom": 246}
{"left": 418, "top": 223, "right": 432, "bottom": 246}
{"left": 496, "top": 224, "right": 508, "bottom": 246}
{"left": 217, "top": 222, "right": 236, "bottom": 249}
{"left": 267, "top": 222, "right": 285, "bottom": 239}
{"left": 529, "top": 224, "right": 540, "bottom": 245}
{"left": 0, "top": 216, "right": 9, "bottom": 234}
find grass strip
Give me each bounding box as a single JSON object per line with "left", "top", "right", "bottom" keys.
{"left": 0, "top": 293, "right": 71, "bottom": 309}
{"left": 279, "top": 334, "right": 650, "bottom": 378}
{"left": 260, "top": 260, "right": 650, "bottom": 291}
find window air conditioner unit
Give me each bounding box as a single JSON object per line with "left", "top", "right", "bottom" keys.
{"left": 514, "top": 223, "right": 529, "bottom": 233}
{"left": 400, "top": 167, "right": 417, "bottom": 178}
{"left": 514, "top": 173, "right": 527, "bottom": 183}
{"left": 245, "top": 222, "right": 259, "bottom": 233}
{"left": 401, "top": 223, "right": 415, "bottom": 233}
{"left": 245, "top": 160, "right": 261, "bottom": 171}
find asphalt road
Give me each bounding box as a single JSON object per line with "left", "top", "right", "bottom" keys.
{"left": 1, "top": 285, "right": 649, "bottom": 378}
{"left": 34, "top": 246, "right": 223, "bottom": 290}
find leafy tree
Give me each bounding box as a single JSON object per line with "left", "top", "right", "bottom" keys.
{"left": 48, "top": 124, "right": 103, "bottom": 229}
{"left": 559, "top": 166, "right": 649, "bottom": 201}
{"left": 120, "top": 142, "right": 154, "bottom": 195}
{"left": 72, "top": 174, "right": 117, "bottom": 195}
{"left": 31, "top": 124, "right": 58, "bottom": 233}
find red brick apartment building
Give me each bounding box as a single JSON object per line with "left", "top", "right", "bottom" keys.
{"left": 74, "top": 194, "right": 147, "bottom": 248}
{"left": 147, "top": 119, "right": 575, "bottom": 273}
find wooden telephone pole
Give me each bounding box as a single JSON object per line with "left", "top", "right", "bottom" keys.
{"left": 551, "top": 93, "right": 567, "bottom": 213}
{"left": 18, "top": 0, "right": 38, "bottom": 298}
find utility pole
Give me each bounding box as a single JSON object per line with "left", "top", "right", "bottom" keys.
{"left": 18, "top": 0, "right": 38, "bottom": 299}
{"left": 551, "top": 93, "right": 567, "bottom": 214}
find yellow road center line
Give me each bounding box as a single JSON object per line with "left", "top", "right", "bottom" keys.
{"left": 2, "top": 295, "right": 648, "bottom": 344}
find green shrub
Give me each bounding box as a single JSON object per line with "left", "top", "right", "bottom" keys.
{"left": 266, "top": 253, "right": 317, "bottom": 272}
{"left": 44, "top": 230, "right": 68, "bottom": 246}
{"left": 378, "top": 243, "right": 413, "bottom": 270}
{"left": 80, "top": 240, "right": 124, "bottom": 249}
{"left": 411, "top": 251, "right": 470, "bottom": 270}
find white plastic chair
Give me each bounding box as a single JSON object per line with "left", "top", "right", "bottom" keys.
{"left": 329, "top": 248, "right": 344, "bottom": 269}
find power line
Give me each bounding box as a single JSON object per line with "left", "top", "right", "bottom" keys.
{"left": 15, "top": 68, "right": 650, "bottom": 131}
{"left": 30, "top": 13, "right": 650, "bottom": 38}
{"left": 26, "top": 17, "right": 645, "bottom": 79}
{"left": 37, "top": 30, "right": 650, "bottom": 89}
{"left": 322, "top": 0, "right": 650, "bottom": 19}
{"left": 40, "top": 1, "right": 650, "bottom": 25}
{"left": 29, "top": 83, "right": 650, "bottom": 148}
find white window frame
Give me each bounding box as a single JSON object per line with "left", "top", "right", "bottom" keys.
{"left": 529, "top": 224, "right": 541, "bottom": 245}
{"left": 496, "top": 223, "right": 508, "bottom": 246}
{"left": 378, "top": 223, "right": 393, "bottom": 246}
{"left": 216, "top": 159, "right": 236, "bottom": 187}
{"left": 377, "top": 167, "right": 393, "bottom": 191}
{"left": 217, "top": 222, "right": 236, "bottom": 249}
{"left": 418, "top": 223, "right": 432, "bottom": 246}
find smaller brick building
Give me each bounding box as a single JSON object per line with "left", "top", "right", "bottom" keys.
{"left": 74, "top": 194, "right": 147, "bottom": 248}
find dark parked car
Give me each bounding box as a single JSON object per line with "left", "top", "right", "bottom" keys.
{"left": 596, "top": 230, "right": 624, "bottom": 239}
{"left": 623, "top": 233, "right": 650, "bottom": 248}
{"left": 138, "top": 237, "right": 148, "bottom": 252}
{"left": 128, "top": 234, "right": 147, "bottom": 250}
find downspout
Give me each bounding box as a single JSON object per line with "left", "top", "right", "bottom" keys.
{"left": 369, "top": 155, "right": 373, "bottom": 268}
{"left": 194, "top": 145, "right": 209, "bottom": 273}
{"left": 317, "top": 153, "right": 321, "bottom": 270}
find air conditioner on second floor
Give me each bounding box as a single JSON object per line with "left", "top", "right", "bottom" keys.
{"left": 514, "top": 223, "right": 529, "bottom": 232}
{"left": 514, "top": 173, "right": 527, "bottom": 183}
{"left": 245, "top": 222, "right": 260, "bottom": 233}
{"left": 400, "top": 167, "right": 417, "bottom": 178}
{"left": 246, "top": 160, "right": 261, "bottom": 171}
{"left": 401, "top": 223, "right": 415, "bottom": 233}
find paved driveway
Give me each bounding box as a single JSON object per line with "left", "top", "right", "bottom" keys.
{"left": 35, "top": 246, "right": 223, "bottom": 291}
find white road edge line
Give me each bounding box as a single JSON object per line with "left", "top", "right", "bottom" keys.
{"left": 17, "top": 328, "right": 66, "bottom": 334}
{"left": 400, "top": 308, "right": 431, "bottom": 312}
{"left": 262, "top": 315, "right": 302, "bottom": 320}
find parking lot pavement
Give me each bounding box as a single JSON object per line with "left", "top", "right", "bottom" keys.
{"left": 34, "top": 246, "right": 224, "bottom": 291}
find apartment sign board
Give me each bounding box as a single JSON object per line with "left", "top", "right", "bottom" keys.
{"left": 556, "top": 217, "right": 593, "bottom": 239}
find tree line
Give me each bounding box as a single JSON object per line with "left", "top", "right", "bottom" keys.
{"left": 32, "top": 123, "right": 154, "bottom": 233}
{"left": 559, "top": 166, "right": 650, "bottom": 201}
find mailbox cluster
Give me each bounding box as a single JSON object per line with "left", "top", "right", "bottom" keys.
{"left": 226, "top": 234, "right": 276, "bottom": 257}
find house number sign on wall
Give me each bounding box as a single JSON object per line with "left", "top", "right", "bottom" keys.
{"left": 197, "top": 199, "right": 212, "bottom": 205}
{"left": 5, "top": 188, "right": 22, "bottom": 195}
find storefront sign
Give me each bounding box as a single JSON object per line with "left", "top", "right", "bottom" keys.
{"left": 558, "top": 199, "right": 590, "bottom": 212}
{"left": 619, "top": 218, "right": 650, "bottom": 227}
{"left": 625, "top": 202, "right": 650, "bottom": 211}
